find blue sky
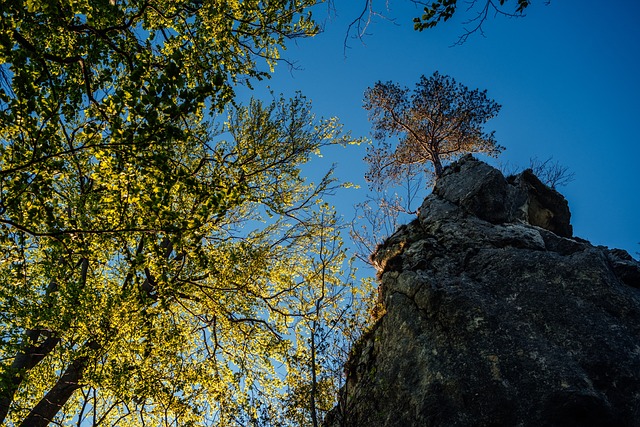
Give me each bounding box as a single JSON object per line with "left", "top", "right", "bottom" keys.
{"left": 237, "top": 1, "right": 640, "bottom": 258}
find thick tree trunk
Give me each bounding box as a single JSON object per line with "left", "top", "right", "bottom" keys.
{"left": 18, "top": 356, "right": 89, "bottom": 427}
{"left": 1, "top": 276, "right": 62, "bottom": 425}
{"left": 5, "top": 247, "right": 159, "bottom": 425}
{"left": 0, "top": 329, "right": 60, "bottom": 424}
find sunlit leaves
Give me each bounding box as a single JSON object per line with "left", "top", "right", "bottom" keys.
{"left": 0, "top": 88, "right": 365, "bottom": 426}
{"left": 0, "top": 2, "right": 372, "bottom": 424}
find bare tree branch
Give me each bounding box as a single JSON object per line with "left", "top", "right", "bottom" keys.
{"left": 501, "top": 156, "right": 575, "bottom": 189}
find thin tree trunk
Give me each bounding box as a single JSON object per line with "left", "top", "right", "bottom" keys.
{"left": 310, "top": 328, "right": 319, "bottom": 427}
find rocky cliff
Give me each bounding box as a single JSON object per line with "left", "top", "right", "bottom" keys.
{"left": 326, "top": 155, "right": 640, "bottom": 427}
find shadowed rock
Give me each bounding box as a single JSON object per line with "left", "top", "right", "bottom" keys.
{"left": 325, "top": 156, "right": 640, "bottom": 427}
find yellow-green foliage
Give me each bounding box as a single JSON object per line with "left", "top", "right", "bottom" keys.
{"left": 0, "top": 1, "right": 371, "bottom": 425}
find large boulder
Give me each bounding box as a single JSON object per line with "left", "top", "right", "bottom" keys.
{"left": 325, "top": 155, "right": 640, "bottom": 427}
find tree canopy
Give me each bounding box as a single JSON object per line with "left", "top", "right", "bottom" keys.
{"left": 363, "top": 71, "right": 503, "bottom": 187}
{"left": 0, "top": 1, "right": 372, "bottom": 426}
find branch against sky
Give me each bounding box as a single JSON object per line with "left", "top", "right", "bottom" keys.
{"left": 347, "top": 1, "right": 550, "bottom": 45}
{"left": 412, "top": 0, "right": 545, "bottom": 44}
{"left": 501, "top": 157, "right": 576, "bottom": 190}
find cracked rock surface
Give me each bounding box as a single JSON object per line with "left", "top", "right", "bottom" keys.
{"left": 324, "top": 156, "right": 640, "bottom": 427}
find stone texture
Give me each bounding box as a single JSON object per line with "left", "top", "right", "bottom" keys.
{"left": 325, "top": 156, "right": 640, "bottom": 427}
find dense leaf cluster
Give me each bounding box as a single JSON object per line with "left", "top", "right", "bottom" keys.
{"left": 0, "top": 1, "right": 371, "bottom": 426}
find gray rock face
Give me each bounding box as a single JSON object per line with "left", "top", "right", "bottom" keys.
{"left": 325, "top": 156, "right": 640, "bottom": 427}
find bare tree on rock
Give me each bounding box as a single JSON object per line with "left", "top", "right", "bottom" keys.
{"left": 501, "top": 156, "right": 575, "bottom": 189}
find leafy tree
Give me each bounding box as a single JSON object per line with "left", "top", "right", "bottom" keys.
{"left": 281, "top": 213, "right": 374, "bottom": 427}
{"left": 363, "top": 71, "right": 503, "bottom": 187}
{"left": 0, "top": 0, "right": 319, "bottom": 217}
{"left": 0, "top": 90, "right": 366, "bottom": 426}
{"left": 0, "top": 1, "right": 370, "bottom": 425}
{"left": 352, "top": 72, "right": 502, "bottom": 261}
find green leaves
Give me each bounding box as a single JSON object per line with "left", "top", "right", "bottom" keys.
{"left": 0, "top": 2, "right": 369, "bottom": 424}
{"left": 1, "top": 0, "right": 320, "bottom": 171}
{"left": 414, "top": 0, "right": 459, "bottom": 31}
{"left": 0, "top": 88, "right": 364, "bottom": 425}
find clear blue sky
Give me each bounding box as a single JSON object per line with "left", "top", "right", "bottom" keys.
{"left": 238, "top": 1, "right": 640, "bottom": 257}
